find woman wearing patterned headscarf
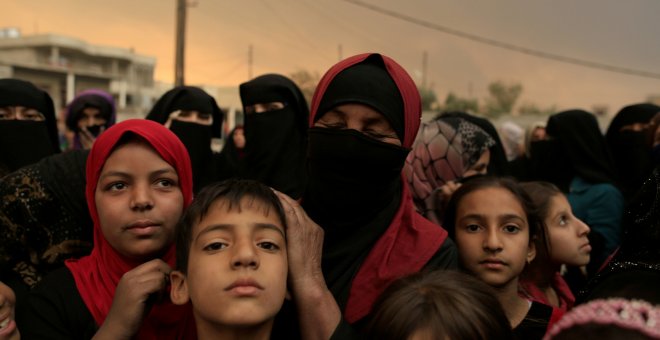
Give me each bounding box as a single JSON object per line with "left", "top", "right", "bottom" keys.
{"left": 404, "top": 115, "right": 495, "bottom": 225}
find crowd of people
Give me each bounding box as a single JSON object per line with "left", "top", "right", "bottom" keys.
{"left": 1, "top": 52, "right": 659, "bottom": 339}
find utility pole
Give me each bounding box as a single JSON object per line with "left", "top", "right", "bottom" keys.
{"left": 248, "top": 44, "right": 253, "bottom": 80}
{"left": 421, "top": 50, "right": 428, "bottom": 89}
{"left": 175, "top": 0, "right": 187, "bottom": 86}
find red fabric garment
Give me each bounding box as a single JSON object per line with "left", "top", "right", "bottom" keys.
{"left": 65, "top": 119, "right": 195, "bottom": 339}
{"left": 520, "top": 272, "right": 576, "bottom": 312}
{"left": 310, "top": 53, "right": 449, "bottom": 323}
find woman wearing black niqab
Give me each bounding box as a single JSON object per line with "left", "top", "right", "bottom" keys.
{"left": 0, "top": 78, "right": 60, "bottom": 177}
{"left": 146, "top": 86, "right": 223, "bottom": 193}
{"left": 606, "top": 103, "right": 660, "bottom": 202}
{"left": 273, "top": 53, "right": 456, "bottom": 340}
{"left": 238, "top": 74, "right": 308, "bottom": 198}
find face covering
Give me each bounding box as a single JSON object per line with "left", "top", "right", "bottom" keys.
{"left": 529, "top": 139, "right": 574, "bottom": 192}
{"left": 0, "top": 120, "right": 58, "bottom": 173}
{"left": 305, "top": 127, "right": 409, "bottom": 226}
{"left": 244, "top": 106, "right": 298, "bottom": 172}
{"left": 169, "top": 120, "right": 212, "bottom": 188}
{"left": 613, "top": 130, "right": 654, "bottom": 185}
{"left": 652, "top": 144, "right": 660, "bottom": 166}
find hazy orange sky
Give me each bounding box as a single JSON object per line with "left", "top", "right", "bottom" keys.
{"left": 2, "top": 0, "right": 659, "bottom": 115}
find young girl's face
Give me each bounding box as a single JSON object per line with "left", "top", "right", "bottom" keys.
{"left": 544, "top": 194, "right": 591, "bottom": 266}
{"left": 454, "top": 187, "right": 535, "bottom": 288}
{"left": 95, "top": 141, "right": 184, "bottom": 261}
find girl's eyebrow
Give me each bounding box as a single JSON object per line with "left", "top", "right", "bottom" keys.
{"left": 99, "top": 168, "right": 175, "bottom": 181}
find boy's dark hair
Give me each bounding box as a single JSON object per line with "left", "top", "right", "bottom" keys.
{"left": 364, "top": 270, "right": 513, "bottom": 340}
{"left": 443, "top": 176, "right": 541, "bottom": 243}
{"left": 175, "top": 178, "right": 287, "bottom": 273}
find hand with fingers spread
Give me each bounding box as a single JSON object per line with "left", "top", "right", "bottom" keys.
{"left": 273, "top": 190, "right": 341, "bottom": 340}
{"left": 273, "top": 190, "right": 324, "bottom": 290}
{"left": 94, "top": 259, "right": 172, "bottom": 340}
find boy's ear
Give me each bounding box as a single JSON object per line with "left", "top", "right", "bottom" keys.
{"left": 170, "top": 270, "right": 190, "bottom": 305}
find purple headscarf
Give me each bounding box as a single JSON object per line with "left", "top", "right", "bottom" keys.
{"left": 65, "top": 89, "right": 116, "bottom": 149}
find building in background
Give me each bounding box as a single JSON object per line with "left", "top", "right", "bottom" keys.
{"left": 0, "top": 28, "right": 156, "bottom": 114}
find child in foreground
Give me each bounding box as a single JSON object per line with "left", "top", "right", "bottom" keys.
{"left": 170, "top": 179, "right": 288, "bottom": 340}
{"left": 443, "top": 176, "right": 563, "bottom": 339}
{"left": 365, "top": 270, "right": 513, "bottom": 340}
{"left": 21, "top": 119, "right": 196, "bottom": 339}
{"left": 520, "top": 181, "right": 591, "bottom": 311}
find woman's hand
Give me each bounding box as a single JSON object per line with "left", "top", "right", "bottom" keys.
{"left": 93, "top": 259, "right": 172, "bottom": 340}
{"left": 274, "top": 190, "right": 325, "bottom": 290}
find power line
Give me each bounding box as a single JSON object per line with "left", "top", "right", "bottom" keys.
{"left": 342, "top": 0, "right": 660, "bottom": 80}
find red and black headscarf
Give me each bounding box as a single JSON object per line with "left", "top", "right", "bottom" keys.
{"left": 65, "top": 119, "right": 195, "bottom": 339}
{"left": 306, "top": 53, "right": 449, "bottom": 323}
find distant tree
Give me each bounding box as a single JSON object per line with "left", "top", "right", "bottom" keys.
{"left": 441, "top": 92, "right": 479, "bottom": 114}
{"left": 418, "top": 86, "right": 439, "bottom": 111}
{"left": 288, "top": 69, "right": 320, "bottom": 106}
{"left": 591, "top": 104, "right": 609, "bottom": 117}
{"left": 484, "top": 81, "right": 523, "bottom": 118}
{"left": 518, "top": 102, "right": 557, "bottom": 116}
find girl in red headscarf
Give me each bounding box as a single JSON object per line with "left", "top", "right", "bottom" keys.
{"left": 20, "top": 119, "right": 196, "bottom": 340}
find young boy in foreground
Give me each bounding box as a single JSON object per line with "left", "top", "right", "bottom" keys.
{"left": 170, "top": 179, "right": 288, "bottom": 340}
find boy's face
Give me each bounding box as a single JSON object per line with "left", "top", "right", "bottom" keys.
{"left": 171, "top": 198, "right": 288, "bottom": 330}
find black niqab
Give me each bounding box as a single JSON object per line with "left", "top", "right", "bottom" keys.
{"left": 239, "top": 74, "right": 309, "bottom": 198}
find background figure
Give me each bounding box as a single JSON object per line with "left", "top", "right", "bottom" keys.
{"left": 529, "top": 109, "right": 623, "bottom": 276}
{"left": 365, "top": 270, "right": 513, "bottom": 340}
{"left": 438, "top": 111, "right": 510, "bottom": 176}
{"left": 543, "top": 298, "right": 660, "bottom": 340}
{"left": 500, "top": 121, "right": 525, "bottom": 162}
{"left": 238, "top": 74, "right": 309, "bottom": 199}
{"left": 0, "top": 78, "right": 60, "bottom": 177}
{"left": 216, "top": 125, "right": 245, "bottom": 180}
{"left": 404, "top": 115, "right": 495, "bottom": 225}
{"left": 520, "top": 181, "right": 591, "bottom": 312}
{"left": 64, "top": 89, "right": 116, "bottom": 150}
{"left": 147, "top": 86, "right": 224, "bottom": 193}
{"left": 510, "top": 121, "right": 547, "bottom": 181}
{"left": 605, "top": 103, "right": 660, "bottom": 202}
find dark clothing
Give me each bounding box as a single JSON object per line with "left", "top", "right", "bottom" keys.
{"left": 18, "top": 267, "right": 98, "bottom": 340}
{"left": 513, "top": 301, "right": 562, "bottom": 340}
{"left": 146, "top": 86, "right": 224, "bottom": 193}
{"left": 568, "top": 177, "right": 624, "bottom": 274}
{"left": 0, "top": 150, "right": 91, "bottom": 301}
{"left": 605, "top": 103, "right": 660, "bottom": 202}
{"left": 579, "top": 166, "right": 660, "bottom": 305}
{"left": 240, "top": 74, "right": 309, "bottom": 198}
